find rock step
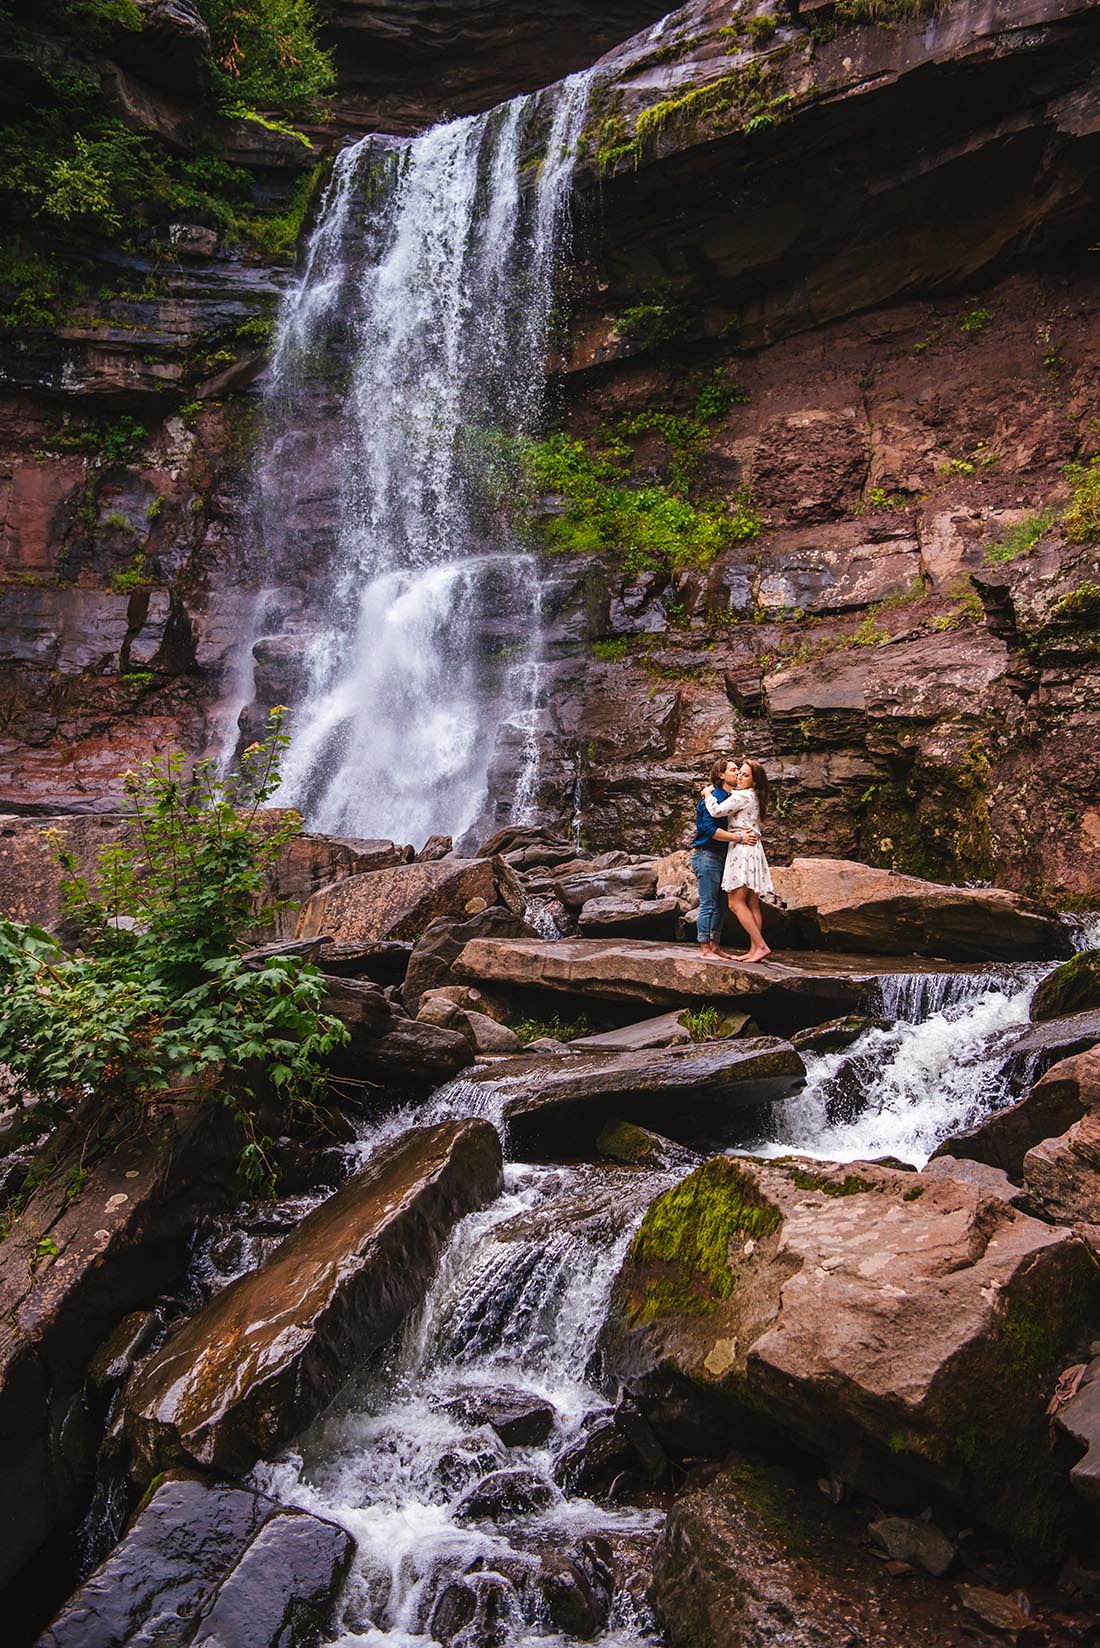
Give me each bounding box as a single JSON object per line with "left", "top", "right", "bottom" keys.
{"left": 462, "top": 1038, "right": 804, "bottom": 1155}
{"left": 122, "top": 1119, "right": 503, "bottom": 1480}
{"left": 455, "top": 936, "right": 1011, "bottom": 1014}
{"left": 36, "top": 1474, "right": 353, "bottom": 1648}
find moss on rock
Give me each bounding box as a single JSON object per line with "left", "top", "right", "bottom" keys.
{"left": 1031, "top": 949, "right": 1100, "bottom": 1022}
{"left": 628, "top": 1157, "right": 781, "bottom": 1325}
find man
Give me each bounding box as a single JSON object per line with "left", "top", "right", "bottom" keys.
{"left": 691, "top": 756, "right": 758, "bottom": 959}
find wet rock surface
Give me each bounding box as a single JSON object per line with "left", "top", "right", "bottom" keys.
{"left": 0, "top": 1107, "right": 241, "bottom": 1591}
{"left": 602, "top": 1152, "right": 1100, "bottom": 1560}
{"left": 122, "top": 1119, "right": 503, "bottom": 1478}
{"left": 651, "top": 1456, "right": 980, "bottom": 1648}
{"left": 35, "top": 1473, "right": 354, "bottom": 1648}
{"left": 462, "top": 1036, "right": 804, "bottom": 1153}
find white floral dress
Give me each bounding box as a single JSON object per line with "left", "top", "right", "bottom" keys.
{"left": 706, "top": 788, "right": 777, "bottom": 898}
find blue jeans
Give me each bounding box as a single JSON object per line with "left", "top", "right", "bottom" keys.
{"left": 691, "top": 848, "right": 725, "bottom": 944}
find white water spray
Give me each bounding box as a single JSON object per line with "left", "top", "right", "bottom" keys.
{"left": 244, "top": 75, "right": 593, "bottom": 843}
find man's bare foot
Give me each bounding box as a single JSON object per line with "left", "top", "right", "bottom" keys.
{"left": 711, "top": 945, "right": 736, "bottom": 960}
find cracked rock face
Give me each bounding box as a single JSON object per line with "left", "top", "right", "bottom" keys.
{"left": 601, "top": 1152, "right": 1100, "bottom": 1562}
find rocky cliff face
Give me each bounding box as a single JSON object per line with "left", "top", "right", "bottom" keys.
{"left": 1, "top": 0, "right": 1098, "bottom": 899}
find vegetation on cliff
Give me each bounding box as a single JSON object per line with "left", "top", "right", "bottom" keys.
{"left": 0, "top": 710, "right": 346, "bottom": 1197}
{"left": 0, "top": 0, "right": 330, "bottom": 324}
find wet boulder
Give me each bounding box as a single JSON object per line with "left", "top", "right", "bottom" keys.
{"left": 461, "top": 1038, "right": 804, "bottom": 1155}
{"left": 650, "top": 1456, "right": 969, "bottom": 1648}
{"left": 36, "top": 1473, "right": 353, "bottom": 1648}
{"left": 790, "top": 1014, "right": 888, "bottom": 1054}
{"left": 770, "top": 857, "right": 1068, "bottom": 961}
{"left": 1055, "top": 1352, "right": 1100, "bottom": 1508}
{"left": 571, "top": 1010, "right": 693, "bottom": 1051}
{"left": 296, "top": 857, "right": 507, "bottom": 945}
{"left": 457, "top": 1467, "right": 558, "bottom": 1521}
{"left": 601, "top": 1153, "right": 1100, "bottom": 1561}
{"left": 402, "top": 906, "right": 537, "bottom": 1014}
{"left": 595, "top": 1119, "right": 701, "bottom": 1172}
{"left": 867, "top": 1514, "right": 955, "bottom": 1578}
{"left": 555, "top": 865, "right": 658, "bottom": 908}
{"left": 538, "top": 1537, "right": 614, "bottom": 1638}
{"left": 553, "top": 1413, "right": 635, "bottom": 1495}
{"left": 0, "top": 1106, "right": 241, "bottom": 1591}
{"left": 934, "top": 1044, "right": 1100, "bottom": 1177}
{"left": 443, "top": 1386, "right": 556, "bottom": 1448}
{"left": 1031, "top": 950, "right": 1100, "bottom": 1021}
{"left": 122, "top": 1119, "right": 503, "bottom": 1479}
{"left": 577, "top": 895, "right": 679, "bottom": 937}
{"left": 320, "top": 975, "right": 474, "bottom": 1085}
{"left": 1023, "top": 1111, "right": 1100, "bottom": 1225}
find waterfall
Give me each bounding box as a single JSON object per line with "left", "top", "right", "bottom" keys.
{"left": 239, "top": 73, "right": 592, "bottom": 845}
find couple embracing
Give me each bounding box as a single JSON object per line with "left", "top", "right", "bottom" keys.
{"left": 691, "top": 756, "right": 776, "bottom": 964}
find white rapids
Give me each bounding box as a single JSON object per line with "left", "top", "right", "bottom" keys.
{"left": 250, "top": 1162, "right": 667, "bottom": 1648}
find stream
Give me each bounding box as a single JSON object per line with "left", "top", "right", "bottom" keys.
{"left": 168, "top": 933, "right": 1099, "bottom": 1648}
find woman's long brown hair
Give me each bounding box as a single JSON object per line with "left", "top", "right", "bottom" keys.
{"left": 748, "top": 759, "right": 770, "bottom": 819}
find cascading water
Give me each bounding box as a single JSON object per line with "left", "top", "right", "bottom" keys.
{"left": 251, "top": 1159, "right": 667, "bottom": 1648}
{"left": 757, "top": 967, "right": 1049, "bottom": 1167}
{"left": 240, "top": 74, "right": 592, "bottom": 845}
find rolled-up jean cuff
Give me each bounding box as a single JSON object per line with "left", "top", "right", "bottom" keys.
{"left": 691, "top": 848, "right": 724, "bottom": 944}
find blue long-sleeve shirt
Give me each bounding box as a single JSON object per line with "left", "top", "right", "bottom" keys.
{"left": 692, "top": 785, "right": 730, "bottom": 853}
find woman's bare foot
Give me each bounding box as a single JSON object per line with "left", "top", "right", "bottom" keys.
{"left": 742, "top": 945, "right": 771, "bottom": 963}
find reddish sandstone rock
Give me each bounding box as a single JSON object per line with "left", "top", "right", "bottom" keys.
{"left": 122, "top": 1120, "right": 503, "bottom": 1478}
{"left": 295, "top": 857, "right": 505, "bottom": 944}
{"left": 601, "top": 1154, "right": 1100, "bottom": 1561}
{"left": 771, "top": 856, "right": 1066, "bottom": 960}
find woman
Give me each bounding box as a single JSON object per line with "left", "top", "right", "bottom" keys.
{"left": 704, "top": 759, "right": 776, "bottom": 963}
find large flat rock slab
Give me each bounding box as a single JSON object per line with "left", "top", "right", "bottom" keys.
{"left": 122, "top": 1119, "right": 502, "bottom": 1479}
{"left": 36, "top": 1474, "right": 353, "bottom": 1648}
{"left": 772, "top": 856, "right": 1067, "bottom": 961}
{"left": 602, "top": 1154, "right": 1100, "bottom": 1563}
{"left": 454, "top": 936, "right": 1002, "bottom": 1013}
{"left": 463, "top": 1039, "right": 804, "bottom": 1153}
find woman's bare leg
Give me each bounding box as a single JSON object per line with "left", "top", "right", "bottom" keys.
{"left": 727, "top": 887, "right": 764, "bottom": 958}
{"left": 746, "top": 890, "right": 771, "bottom": 960}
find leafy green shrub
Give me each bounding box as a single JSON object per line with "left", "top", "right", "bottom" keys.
{"left": 524, "top": 433, "right": 759, "bottom": 574}
{"left": 745, "top": 14, "right": 778, "bottom": 47}
{"left": 0, "top": 710, "right": 346, "bottom": 1193}
{"left": 197, "top": 0, "right": 334, "bottom": 113}
{"left": 1063, "top": 457, "right": 1100, "bottom": 543}
{"left": 833, "top": 0, "right": 933, "bottom": 21}
{"left": 616, "top": 300, "right": 691, "bottom": 350}
{"left": 514, "top": 1010, "right": 593, "bottom": 1045}
{"left": 959, "top": 307, "right": 994, "bottom": 333}
{"left": 983, "top": 509, "right": 1056, "bottom": 566}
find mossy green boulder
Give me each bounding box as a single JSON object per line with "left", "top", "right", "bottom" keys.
{"left": 602, "top": 1154, "right": 1100, "bottom": 1563}
{"left": 1032, "top": 949, "right": 1100, "bottom": 1022}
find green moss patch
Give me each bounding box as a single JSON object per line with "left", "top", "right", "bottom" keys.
{"left": 1031, "top": 949, "right": 1100, "bottom": 1022}
{"left": 784, "top": 1165, "right": 873, "bottom": 1197}
{"left": 630, "top": 1159, "right": 781, "bottom": 1324}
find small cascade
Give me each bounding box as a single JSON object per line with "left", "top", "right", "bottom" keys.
{"left": 237, "top": 73, "right": 593, "bottom": 843}
{"left": 251, "top": 1162, "right": 668, "bottom": 1648}
{"left": 872, "top": 965, "right": 1021, "bottom": 1023}
{"left": 760, "top": 970, "right": 1042, "bottom": 1166}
